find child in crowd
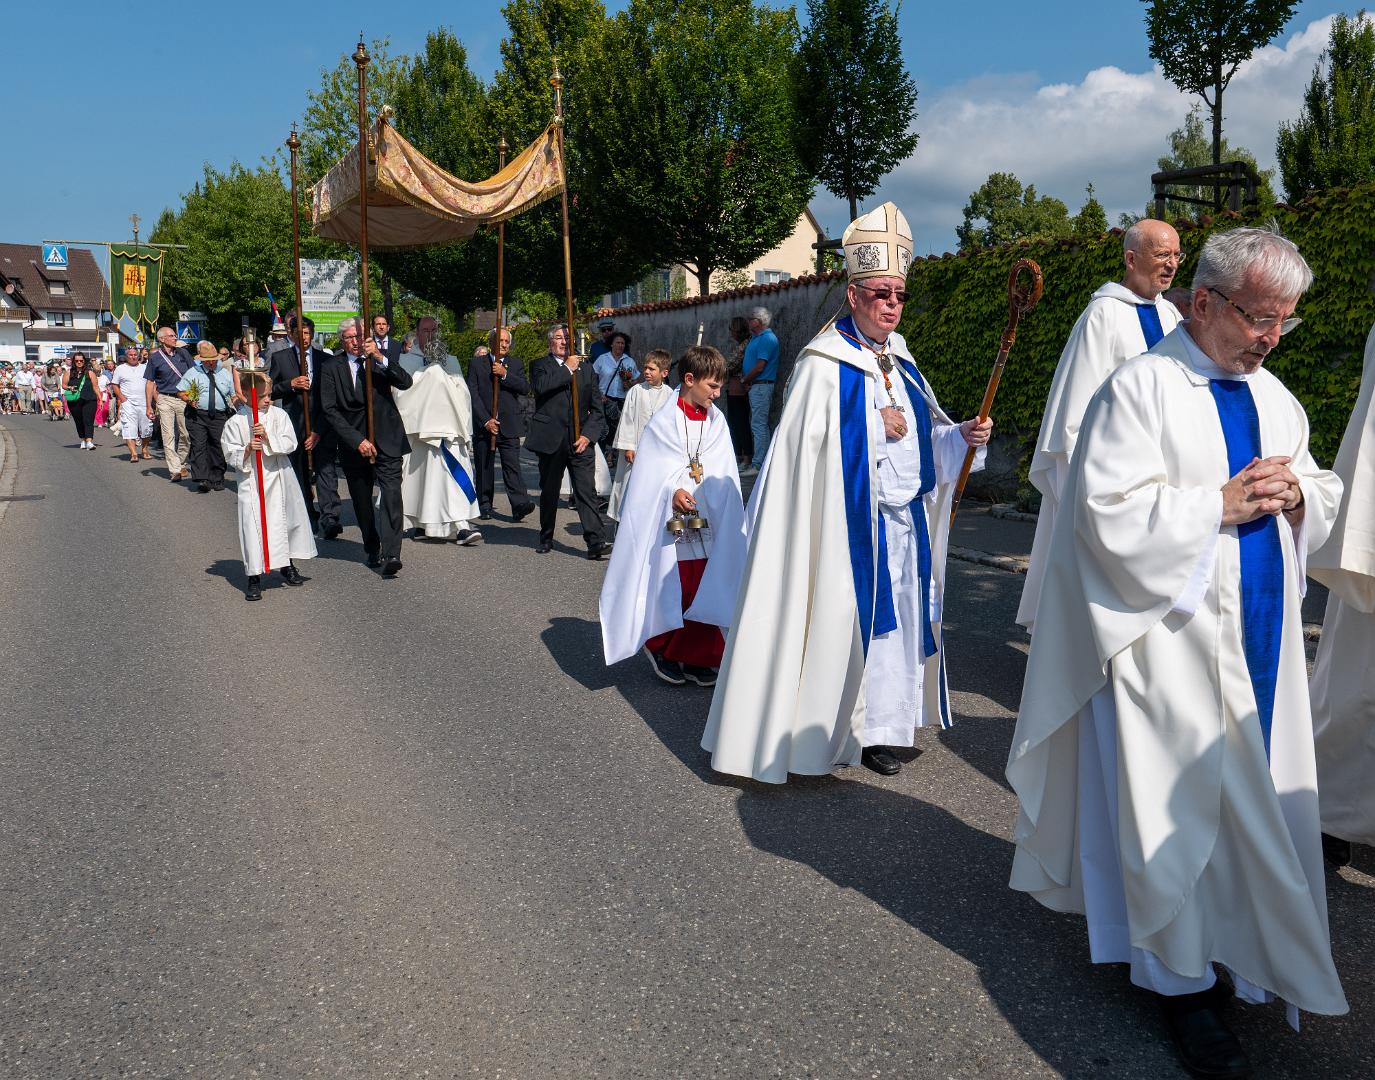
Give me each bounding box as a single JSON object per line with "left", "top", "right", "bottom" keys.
{"left": 607, "top": 349, "right": 674, "bottom": 520}
{"left": 220, "top": 370, "right": 317, "bottom": 601}
{"left": 599, "top": 345, "right": 746, "bottom": 687}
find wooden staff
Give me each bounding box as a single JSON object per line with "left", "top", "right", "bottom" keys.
{"left": 551, "top": 56, "right": 580, "bottom": 441}
{"left": 353, "top": 36, "right": 375, "bottom": 448}
{"left": 492, "top": 136, "right": 507, "bottom": 452}
{"left": 949, "top": 258, "right": 1043, "bottom": 525}
{"left": 286, "top": 124, "right": 315, "bottom": 497}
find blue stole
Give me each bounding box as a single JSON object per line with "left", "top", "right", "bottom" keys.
{"left": 1207, "top": 379, "right": 1284, "bottom": 758}
{"left": 1135, "top": 302, "right": 1165, "bottom": 349}
{"left": 439, "top": 439, "right": 478, "bottom": 501}
{"left": 894, "top": 358, "right": 939, "bottom": 660}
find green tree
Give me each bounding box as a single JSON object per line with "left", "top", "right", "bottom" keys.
{"left": 956, "top": 172, "right": 1071, "bottom": 251}
{"left": 298, "top": 37, "right": 407, "bottom": 182}
{"left": 149, "top": 162, "right": 336, "bottom": 343}
{"left": 795, "top": 0, "right": 919, "bottom": 221}
{"left": 1143, "top": 0, "right": 1299, "bottom": 184}
{"left": 579, "top": 0, "right": 814, "bottom": 295}
{"left": 1277, "top": 12, "right": 1375, "bottom": 200}
{"left": 1071, "top": 183, "right": 1109, "bottom": 238}
{"left": 1133, "top": 105, "right": 1276, "bottom": 222}
{"left": 372, "top": 28, "right": 498, "bottom": 319}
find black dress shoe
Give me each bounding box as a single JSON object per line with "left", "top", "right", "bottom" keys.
{"left": 323, "top": 522, "right": 343, "bottom": 540}
{"left": 1160, "top": 992, "right": 1251, "bottom": 1079}
{"left": 197, "top": 481, "right": 211, "bottom": 493}
{"left": 478, "top": 508, "right": 492, "bottom": 520}
{"left": 586, "top": 541, "right": 612, "bottom": 561}
{"left": 280, "top": 566, "right": 308, "bottom": 586}
{"left": 381, "top": 557, "right": 403, "bottom": 578}
{"left": 245, "top": 576, "right": 262, "bottom": 602}
{"left": 536, "top": 540, "right": 553, "bottom": 554}
{"left": 1322, "top": 832, "right": 1353, "bottom": 867}
{"left": 366, "top": 552, "right": 383, "bottom": 568}
{"left": 861, "top": 745, "right": 901, "bottom": 776}
{"left": 210, "top": 481, "right": 225, "bottom": 491}
{"left": 512, "top": 503, "right": 535, "bottom": 522}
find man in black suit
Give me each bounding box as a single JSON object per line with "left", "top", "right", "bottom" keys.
{"left": 371, "top": 313, "right": 405, "bottom": 367}
{"left": 320, "top": 317, "right": 413, "bottom": 577}
{"left": 468, "top": 325, "right": 535, "bottom": 522}
{"left": 269, "top": 315, "right": 342, "bottom": 538}
{"left": 526, "top": 324, "right": 612, "bottom": 559}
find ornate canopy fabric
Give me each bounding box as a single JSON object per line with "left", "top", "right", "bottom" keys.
{"left": 312, "top": 115, "right": 565, "bottom": 249}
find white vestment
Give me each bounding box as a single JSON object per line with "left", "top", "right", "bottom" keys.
{"left": 562, "top": 444, "right": 612, "bottom": 499}
{"left": 701, "top": 323, "right": 969, "bottom": 784}
{"left": 1309, "top": 323, "right": 1375, "bottom": 846}
{"left": 221, "top": 406, "right": 318, "bottom": 575}
{"left": 1007, "top": 327, "right": 1347, "bottom": 1020}
{"left": 866, "top": 359, "right": 983, "bottom": 747}
{"left": 399, "top": 348, "right": 463, "bottom": 378}
{"left": 599, "top": 393, "right": 746, "bottom": 664}
{"left": 1018, "top": 283, "right": 1181, "bottom": 630}
{"left": 608, "top": 381, "right": 675, "bottom": 521}
{"left": 395, "top": 363, "right": 479, "bottom": 537}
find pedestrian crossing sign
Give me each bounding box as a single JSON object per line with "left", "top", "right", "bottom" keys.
{"left": 176, "top": 321, "right": 201, "bottom": 344}
{"left": 42, "top": 244, "right": 68, "bottom": 269}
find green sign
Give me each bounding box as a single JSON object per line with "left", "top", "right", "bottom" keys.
{"left": 109, "top": 245, "right": 163, "bottom": 331}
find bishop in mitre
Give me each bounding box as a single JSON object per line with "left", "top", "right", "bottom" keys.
{"left": 1007, "top": 226, "right": 1346, "bottom": 1079}
{"left": 701, "top": 202, "right": 991, "bottom": 783}
{"left": 1309, "top": 322, "right": 1375, "bottom": 866}
{"left": 394, "top": 317, "right": 482, "bottom": 545}
{"left": 1017, "top": 219, "right": 1184, "bottom": 630}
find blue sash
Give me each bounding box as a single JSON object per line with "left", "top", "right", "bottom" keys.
{"left": 439, "top": 439, "right": 478, "bottom": 502}
{"left": 839, "top": 357, "right": 896, "bottom": 655}
{"left": 894, "top": 358, "right": 939, "bottom": 660}
{"left": 1207, "top": 379, "right": 1284, "bottom": 758}
{"left": 1135, "top": 302, "right": 1165, "bottom": 349}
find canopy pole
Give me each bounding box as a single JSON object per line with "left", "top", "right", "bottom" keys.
{"left": 491, "top": 136, "right": 508, "bottom": 452}
{"left": 286, "top": 124, "right": 315, "bottom": 495}
{"left": 353, "top": 36, "right": 375, "bottom": 449}
{"left": 551, "top": 57, "right": 580, "bottom": 442}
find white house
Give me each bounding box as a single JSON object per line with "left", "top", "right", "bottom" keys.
{"left": 0, "top": 243, "right": 116, "bottom": 366}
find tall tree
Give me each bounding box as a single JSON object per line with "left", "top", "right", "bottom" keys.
{"left": 578, "top": 0, "right": 814, "bottom": 294}
{"left": 1071, "top": 183, "right": 1109, "bottom": 238}
{"left": 795, "top": 0, "right": 919, "bottom": 221}
{"left": 1143, "top": 0, "right": 1298, "bottom": 184}
{"left": 298, "top": 37, "right": 407, "bottom": 183}
{"left": 149, "top": 162, "right": 334, "bottom": 343}
{"left": 1277, "top": 12, "right": 1375, "bottom": 200}
{"left": 956, "top": 172, "right": 1071, "bottom": 251}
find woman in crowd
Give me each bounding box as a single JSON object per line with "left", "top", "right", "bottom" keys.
{"left": 62, "top": 352, "right": 100, "bottom": 449}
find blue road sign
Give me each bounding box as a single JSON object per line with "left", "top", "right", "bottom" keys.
{"left": 42, "top": 244, "right": 68, "bottom": 269}
{"left": 176, "top": 321, "right": 202, "bottom": 344}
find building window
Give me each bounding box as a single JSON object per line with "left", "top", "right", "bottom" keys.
{"left": 755, "top": 269, "right": 791, "bottom": 285}
{"left": 46, "top": 311, "right": 73, "bottom": 327}
{"left": 25, "top": 345, "right": 41, "bottom": 364}
{"left": 48, "top": 280, "right": 68, "bottom": 295}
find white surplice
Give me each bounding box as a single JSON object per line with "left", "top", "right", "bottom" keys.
{"left": 607, "top": 381, "right": 675, "bottom": 521}
{"left": 1309, "top": 323, "right": 1375, "bottom": 846}
{"left": 599, "top": 393, "right": 746, "bottom": 664}
{"left": 1018, "top": 283, "right": 1181, "bottom": 630}
{"left": 865, "top": 360, "right": 983, "bottom": 747}
{"left": 1007, "top": 326, "right": 1347, "bottom": 1020}
{"left": 701, "top": 324, "right": 967, "bottom": 784}
{"left": 221, "top": 405, "right": 318, "bottom": 575}
{"left": 395, "top": 362, "right": 479, "bottom": 538}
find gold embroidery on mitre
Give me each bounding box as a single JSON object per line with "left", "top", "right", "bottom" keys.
{"left": 843, "top": 201, "right": 913, "bottom": 282}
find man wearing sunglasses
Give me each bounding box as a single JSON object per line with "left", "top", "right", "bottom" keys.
{"left": 703, "top": 201, "right": 991, "bottom": 783}
{"left": 1008, "top": 225, "right": 1346, "bottom": 1078}
{"left": 1019, "top": 219, "right": 1185, "bottom": 632}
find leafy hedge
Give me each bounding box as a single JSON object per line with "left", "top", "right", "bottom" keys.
{"left": 899, "top": 183, "right": 1375, "bottom": 478}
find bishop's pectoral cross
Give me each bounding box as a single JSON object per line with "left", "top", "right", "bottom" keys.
{"left": 688, "top": 456, "right": 704, "bottom": 484}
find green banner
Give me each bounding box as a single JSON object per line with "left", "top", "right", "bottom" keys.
{"left": 109, "top": 245, "right": 163, "bottom": 330}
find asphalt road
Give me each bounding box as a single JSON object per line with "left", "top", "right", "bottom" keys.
{"left": 0, "top": 414, "right": 1370, "bottom": 1080}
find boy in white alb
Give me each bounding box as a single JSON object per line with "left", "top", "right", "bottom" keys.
{"left": 608, "top": 349, "right": 674, "bottom": 520}
{"left": 221, "top": 371, "right": 318, "bottom": 601}
{"left": 599, "top": 346, "right": 747, "bottom": 687}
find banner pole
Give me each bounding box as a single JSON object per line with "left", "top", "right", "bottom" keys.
{"left": 551, "top": 57, "right": 580, "bottom": 442}
{"left": 353, "top": 36, "right": 375, "bottom": 450}
{"left": 286, "top": 124, "right": 316, "bottom": 496}
{"left": 491, "top": 136, "right": 508, "bottom": 452}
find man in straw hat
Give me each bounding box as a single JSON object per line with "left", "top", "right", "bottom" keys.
{"left": 177, "top": 340, "right": 240, "bottom": 493}
{"left": 701, "top": 202, "right": 992, "bottom": 783}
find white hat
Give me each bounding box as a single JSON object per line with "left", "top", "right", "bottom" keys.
{"left": 842, "top": 201, "right": 913, "bottom": 281}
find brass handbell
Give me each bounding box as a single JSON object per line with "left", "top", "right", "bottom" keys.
{"left": 683, "top": 514, "right": 709, "bottom": 532}
{"left": 666, "top": 513, "right": 687, "bottom": 536}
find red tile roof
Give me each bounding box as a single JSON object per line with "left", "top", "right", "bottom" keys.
{"left": 0, "top": 244, "right": 108, "bottom": 314}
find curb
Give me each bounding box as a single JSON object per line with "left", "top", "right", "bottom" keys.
{"left": 949, "top": 545, "right": 1028, "bottom": 574}
{"left": 990, "top": 503, "right": 1038, "bottom": 523}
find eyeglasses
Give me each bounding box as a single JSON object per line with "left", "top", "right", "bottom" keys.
{"left": 854, "top": 283, "right": 910, "bottom": 304}
{"left": 1150, "top": 250, "right": 1186, "bottom": 264}
{"left": 1207, "top": 288, "right": 1302, "bottom": 336}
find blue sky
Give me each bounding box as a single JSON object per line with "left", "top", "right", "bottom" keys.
{"left": 4, "top": 1, "right": 1341, "bottom": 269}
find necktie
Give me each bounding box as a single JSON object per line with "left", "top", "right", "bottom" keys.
{"left": 206, "top": 371, "right": 217, "bottom": 413}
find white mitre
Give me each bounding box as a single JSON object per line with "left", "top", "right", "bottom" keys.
{"left": 843, "top": 201, "right": 913, "bottom": 280}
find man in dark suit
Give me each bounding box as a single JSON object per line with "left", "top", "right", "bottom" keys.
{"left": 320, "top": 317, "right": 413, "bottom": 577}
{"left": 269, "top": 316, "right": 342, "bottom": 538}
{"left": 468, "top": 325, "right": 535, "bottom": 522}
{"left": 526, "top": 324, "right": 612, "bottom": 559}
{"left": 371, "top": 314, "right": 405, "bottom": 367}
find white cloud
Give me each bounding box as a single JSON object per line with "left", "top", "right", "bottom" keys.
{"left": 813, "top": 14, "right": 1338, "bottom": 253}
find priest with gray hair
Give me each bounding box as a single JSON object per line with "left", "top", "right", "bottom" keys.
{"left": 1007, "top": 225, "right": 1347, "bottom": 1077}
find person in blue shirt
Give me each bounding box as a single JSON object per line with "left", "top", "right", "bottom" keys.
{"left": 740, "top": 306, "right": 780, "bottom": 476}
{"left": 177, "top": 341, "right": 241, "bottom": 492}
